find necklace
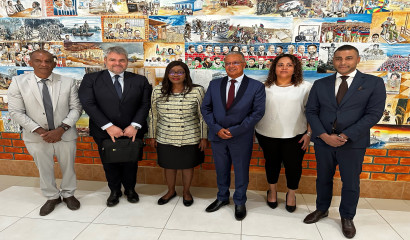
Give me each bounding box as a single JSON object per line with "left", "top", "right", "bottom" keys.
{"left": 276, "top": 83, "right": 293, "bottom": 87}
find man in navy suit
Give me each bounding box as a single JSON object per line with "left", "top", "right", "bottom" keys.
{"left": 79, "top": 46, "right": 151, "bottom": 207}
{"left": 304, "top": 45, "right": 386, "bottom": 238}
{"left": 201, "top": 52, "right": 265, "bottom": 221}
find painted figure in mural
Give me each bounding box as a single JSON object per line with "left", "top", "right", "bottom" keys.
{"left": 31, "top": 1, "right": 41, "bottom": 15}
{"left": 201, "top": 52, "right": 265, "bottom": 221}
{"left": 147, "top": 61, "right": 207, "bottom": 207}
{"left": 8, "top": 50, "right": 82, "bottom": 216}
{"left": 78, "top": 46, "right": 152, "bottom": 207}
{"left": 255, "top": 54, "right": 312, "bottom": 213}
{"left": 304, "top": 45, "right": 386, "bottom": 239}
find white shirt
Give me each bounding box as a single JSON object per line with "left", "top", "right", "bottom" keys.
{"left": 33, "top": 74, "right": 54, "bottom": 132}
{"left": 335, "top": 69, "right": 357, "bottom": 96}
{"left": 255, "top": 81, "right": 312, "bottom": 138}
{"left": 226, "top": 74, "right": 244, "bottom": 103}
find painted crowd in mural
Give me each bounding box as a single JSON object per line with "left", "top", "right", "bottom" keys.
{"left": 0, "top": 0, "right": 409, "bottom": 149}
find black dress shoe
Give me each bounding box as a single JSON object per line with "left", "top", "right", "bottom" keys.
{"left": 285, "top": 192, "right": 296, "bottom": 213}
{"left": 266, "top": 190, "right": 278, "bottom": 209}
{"left": 303, "top": 210, "right": 329, "bottom": 224}
{"left": 40, "top": 198, "right": 62, "bottom": 216}
{"left": 124, "top": 189, "right": 139, "bottom": 203}
{"left": 158, "top": 192, "right": 177, "bottom": 205}
{"left": 341, "top": 218, "right": 356, "bottom": 239}
{"left": 107, "top": 191, "right": 122, "bottom": 207}
{"left": 183, "top": 195, "right": 194, "bottom": 207}
{"left": 205, "top": 199, "right": 229, "bottom": 212}
{"left": 235, "top": 205, "right": 247, "bottom": 221}
{"left": 63, "top": 196, "right": 80, "bottom": 210}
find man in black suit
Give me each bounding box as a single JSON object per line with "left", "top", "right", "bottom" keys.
{"left": 304, "top": 45, "right": 386, "bottom": 238}
{"left": 79, "top": 46, "right": 152, "bottom": 207}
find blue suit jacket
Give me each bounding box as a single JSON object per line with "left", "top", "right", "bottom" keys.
{"left": 201, "top": 75, "right": 266, "bottom": 142}
{"left": 306, "top": 70, "right": 386, "bottom": 148}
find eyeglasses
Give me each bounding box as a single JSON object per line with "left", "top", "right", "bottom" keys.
{"left": 277, "top": 63, "right": 294, "bottom": 68}
{"left": 224, "top": 61, "right": 244, "bottom": 66}
{"left": 169, "top": 71, "right": 185, "bottom": 76}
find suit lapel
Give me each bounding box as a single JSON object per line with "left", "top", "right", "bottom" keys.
{"left": 339, "top": 71, "right": 366, "bottom": 107}
{"left": 122, "top": 71, "right": 132, "bottom": 102}
{"left": 220, "top": 76, "right": 228, "bottom": 110}
{"left": 51, "top": 73, "right": 61, "bottom": 112}
{"left": 229, "top": 75, "right": 249, "bottom": 110}
{"left": 27, "top": 73, "right": 44, "bottom": 109}
{"left": 326, "top": 74, "right": 338, "bottom": 108}
{"left": 103, "top": 70, "right": 120, "bottom": 100}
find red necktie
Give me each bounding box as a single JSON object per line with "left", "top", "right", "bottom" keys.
{"left": 336, "top": 76, "right": 348, "bottom": 105}
{"left": 226, "top": 79, "right": 237, "bottom": 110}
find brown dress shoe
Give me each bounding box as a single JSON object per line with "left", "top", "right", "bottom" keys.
{"left": 40, "top": 198, "right": 62, "bottom": 216}
{"left": 341, "top": 218, "right": 356, "bottom": 239}
{"left": 303, "top": 210, "right": 329, "bottom": 224}
{"left": 63, "top": 196, "right": 81, "bottom": 210}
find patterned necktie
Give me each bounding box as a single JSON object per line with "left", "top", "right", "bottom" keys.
{"left": 113, "top": 75, "right": 122, "bottom": 99}
{"left": 226, "top": 79, "right": 237, "bottom": 110}
{"left": 336, "top": 75, "right": 349, "bottom": 105}
{"left": 41, "top": 79, "right": 55, "bottom": 130}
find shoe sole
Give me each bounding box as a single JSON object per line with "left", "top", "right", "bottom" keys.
{"left": 303, "top": 212, "right": 328, "bottom": 224}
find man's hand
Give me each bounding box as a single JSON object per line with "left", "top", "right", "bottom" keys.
{"left": 146, "top": 138, "right": 157, "bottom": 147}
{"left": 106, "top": 125, "right": 124, "bottom": 142}
{"left": 40, "top": 128, "right": 64, "bottom": 143}
{"left": 217, "top": 128, "right": 232, "bottom": 139}
{"left": 123, "top": 125, "right": 138, "bottom": 142}
{"left": 198, "top": 138, "right": 208, "bottom": 151}
{"left": 320, "top": 133, "right": 347, "bottom": 147}
{"left": 34, "top": 127, "right": 47, "bottom": 136}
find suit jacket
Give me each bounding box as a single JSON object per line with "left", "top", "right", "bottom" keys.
{"left": 7, "top": 72, "right": 82, "bottom": 142}
{"left": 306, "top": 70, "right": 386, "bottom": 148}
{"left": 78, "top": 70, "right": 152, "bottom": 140}
{"left": 201, "top": 75, "right": 266, "bottom": 142}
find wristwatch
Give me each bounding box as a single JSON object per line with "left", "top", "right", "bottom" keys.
{"left": 60, "top": 124, "right": 70, "bottom": 131}
{"left": 134, "top": 125, "right": 141, "bottom": 130}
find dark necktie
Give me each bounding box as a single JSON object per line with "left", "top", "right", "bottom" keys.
{"left": 41, "top": 79, "right": 55, "bottom": 130}
{"left": 113, "top": 75, "right": 122, "bottom": 99}
{"left": 226, "top": 79, "right": 237, "bottom": 110}
{"left": 336, "top": 75, "right": 349, "bottom": 105}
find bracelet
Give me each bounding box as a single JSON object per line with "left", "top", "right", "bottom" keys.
{"left": 338, "top": 134, "right": 346, "bottom": 140}
{"left": 306, "top": 131, "right": 312, "bottom": 137}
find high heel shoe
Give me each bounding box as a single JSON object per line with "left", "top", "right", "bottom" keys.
{"left": 266, "top": 190, "right": 278, "bottom": 209}
{"left": 285, "top": 192, "right": 296, "bottom": 213}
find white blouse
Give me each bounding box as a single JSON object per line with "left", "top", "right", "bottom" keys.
{"left": 255, "top": 81, "right": 312, "bottom": 138}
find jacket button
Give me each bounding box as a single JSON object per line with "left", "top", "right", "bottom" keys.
{"left": 168, "top": 125, "right": 170, "bottom": 128}
{"left": 179, "top": 109, "right": 182, "bottom": 111}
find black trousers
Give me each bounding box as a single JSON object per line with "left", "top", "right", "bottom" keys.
{"left": 255, "top": 132, "right": 306, "bottom": 190}
{"left": 314, "top": 144, "right": 365, "bottom": 219}
{"left": 94, "top": 137, "right": 138, "bottom": 193}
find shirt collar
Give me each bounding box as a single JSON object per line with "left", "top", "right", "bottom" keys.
{"left": 108, "top": 70, "right": 125, "bottom": 79}
{"left": 228, "top": 74, "right": 244, "bottom": 83}
{"left": 336, "top": 69, "right": 357, "bottom": 80}
{"left": 35, "top": 73, "right": 53, "bottom": 83}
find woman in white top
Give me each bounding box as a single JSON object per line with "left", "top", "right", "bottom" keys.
{"left": 255, "top": 54, "right": 312, "bottom": 213}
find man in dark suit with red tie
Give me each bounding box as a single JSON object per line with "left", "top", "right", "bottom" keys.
{"left": 201, "top": 52, "right": 265, "bottom": 221}
{"left": 79, "top": 46, "right": 151, "bottom": 207}
{"left": 304, "top": 45, "right": 386, "bottom": 238}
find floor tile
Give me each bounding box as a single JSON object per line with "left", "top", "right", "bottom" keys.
{"left": 0, "top": 175, "right": 31, "bottom": 186}
{"left": 159, "top": 229, "right": 240, "bottom": 240}
{"left": 0, "top": 186, "right": 45, "bottom": 217}
{"left": 94, "top": 193, "right": 177, "bottom": 228}
{"left": 14, "top": 177, "right": 41, "bottom": 188}
{"left": 25, "top": 190, "right": 107, "bottom": 222}
{"left": 0, "top": 215, "right": 20, "bottom": 231}
{"left": 315, "top": 207, "right": 402, "bottom": 240}
{"left": 366, "top": 198, "right": 410, "bottom": 211}
{"left": 376, "top": 210, "right": 410, "bottom": 240}
{"left": 242, "top": 236, "right": 300, "bottom": 240}
{"left": 76, "top": 223, "right": 162, "bottom": 240}
{"left": 165, "top": 197, "right": 241, "bottom": 234}
{"left": 242, "top": 192, "right": 322, "bottom": 240}
{"left": 302, "top": 193, "right": 373, "bottom": 211}
{"left": 76, "top": 180, "right": 110, "bottom": 192}
{"left": 0, "top": 218, "right": 88, "bottom": 240}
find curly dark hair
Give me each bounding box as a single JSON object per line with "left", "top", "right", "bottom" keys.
{"left": 265, "top": 54, "right": 303, "bottom": 87}
{"left": 161, "top": 61, "right": 196, "bottom": 101}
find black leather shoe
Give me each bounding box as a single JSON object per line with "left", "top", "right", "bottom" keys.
{"left": 341, "top": 218, "right": 356, "bottom": 239}
{"left": 285, "top": 192, "right": 296, "bottom": 213}
{"left": 63, "top": 196, "right": 80, "bottom": 210}
{"left": 40, "top": 198, "right": 62, "bottom": 216}
{"left": 158, "top": 192, "right": 177, "bottom": 205}
{"left": 107, "top": 191, "right": 122, "bottom": 207}
{"left": 183, "top": 194, "right": 194, "bottom": 207}
{"left": 124, "top": 189, "right": 139, "bottom": 203}
{"left": 266, "top": 190, "right": 278, "bottom": 209}
{"left": 205, "top": 199, "right": 229, "bottom": 212}
{"left": 235, "top": 205, "right": 247, "bottom": 221}
{"left": 303, "top": 210, "right": 329, "bottom": 224}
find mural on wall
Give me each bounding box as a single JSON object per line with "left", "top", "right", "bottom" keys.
{"left": 0, "top": 0, "right": 43, "bottom": 17}
{"left": 370, "top": 11, "right": 410, "bottom": 44}
{"left": 143, "top": 42, "right": 184, "bottom": 66}
{"left": 195, "top": 0, "right": 256, "bottom": 16}
{"left": 77, "top": 0, "right": 129, "bottom": 16}
{"left": 102, "top": 16, "right": 148, "bottom": 41}
{"left": 149, "top": 15, "right": 185, "bottom": 42}
{"left": 60, "top": 17, "right": 102, "bottom": 42}
{"left": 46, "top": 0, "right": 78, "bottom": 16}
{"left": 370, "top": 125, "right": 410, "bottom": 149}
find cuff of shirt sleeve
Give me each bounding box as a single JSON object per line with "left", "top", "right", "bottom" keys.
{"left": 102, "top": 123, "right": 113, "bottom": 131}
{"left": 31, "top": 126, "right": 41, "bottom": 133}
{"left": 131, "top": 122, "right": 142, "bottom": 129}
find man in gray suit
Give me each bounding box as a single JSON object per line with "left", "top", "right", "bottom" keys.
{"left": 8, "top": 50, "right": 82, "bottom": 216}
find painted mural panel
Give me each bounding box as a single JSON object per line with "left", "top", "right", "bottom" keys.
{"left": 101, "top": 15, "right": 148, "bottom": 42}
{"left": 194, "top": 0, "right": 256, "bottom": 16}
{"left": 143, "top": 42, "right": 184, "bottom": 67}
{"left": 149, "top": 15, "right": 185, "bottom": 42}
{"left": 0, "top": 0, "right": 42, "bottom": 17}
{"left": 45, "top": 0, "right": 78, "bottom": 16}
{"left": 77, "top": 0, "right": 129, "bottom": 16}
{"left": 370, "top": 11, "right": 410, "bottom": 44}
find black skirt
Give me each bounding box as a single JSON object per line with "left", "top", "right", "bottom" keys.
{"left": 157, "top": 143, "right": 204, "bottom": 169}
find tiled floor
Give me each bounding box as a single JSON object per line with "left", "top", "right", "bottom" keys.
{"left": 0, "top": 175, "right": 409, "bottom": 240}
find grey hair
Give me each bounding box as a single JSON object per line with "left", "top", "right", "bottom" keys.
{"left": 104, "top": 46, "right": 128, "bottom": 58}
{"left": 225, "top": 51, "right": 245, "bottom": 62}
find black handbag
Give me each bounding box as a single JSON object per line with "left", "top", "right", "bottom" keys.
{"left": 101, "top": 138, "right": 143, "bottom": 163}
